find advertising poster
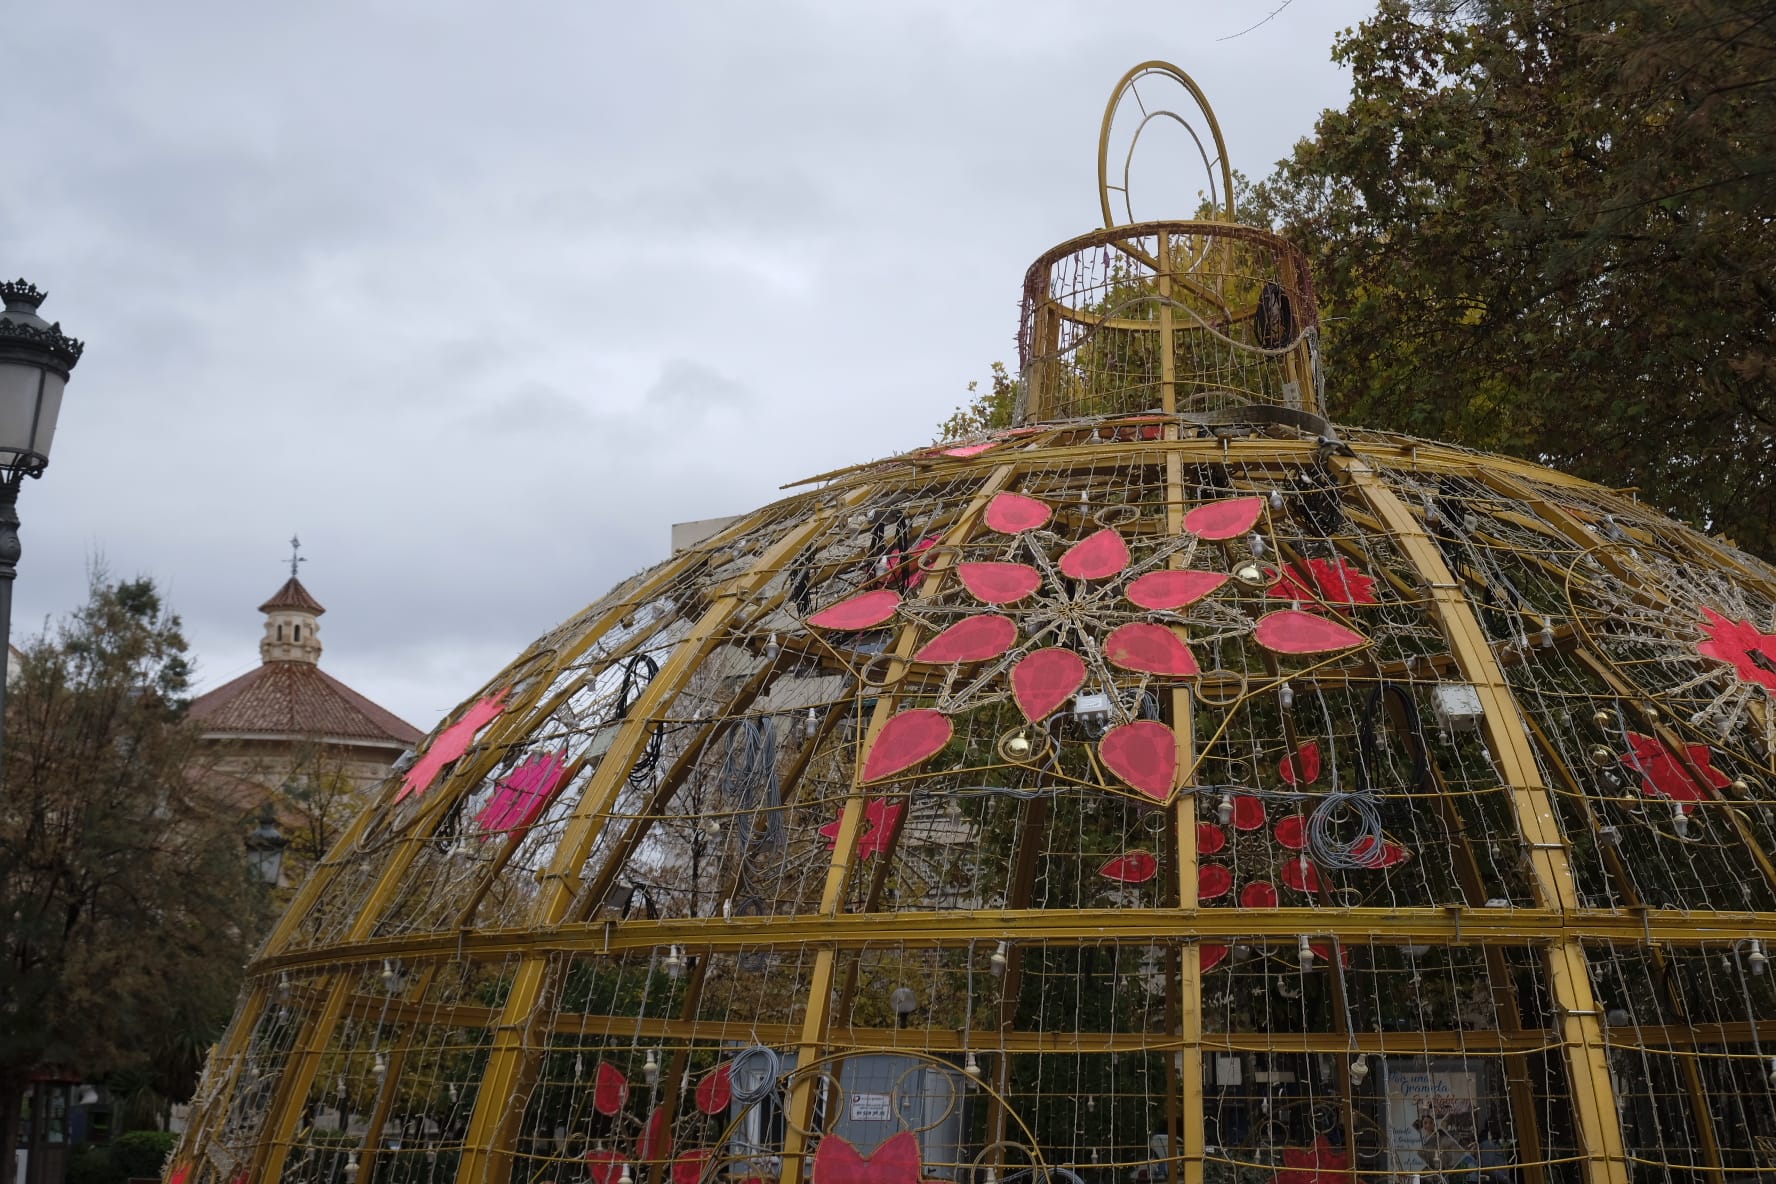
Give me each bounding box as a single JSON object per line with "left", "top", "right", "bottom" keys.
{"left": 1384, "top": 1060, "right": 1484, "bottom": 1176}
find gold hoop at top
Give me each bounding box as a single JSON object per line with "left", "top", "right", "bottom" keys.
{"left": 1099, "top": 61, "right": 1236, "bottom": 229}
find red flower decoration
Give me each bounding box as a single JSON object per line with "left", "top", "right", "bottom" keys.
{"left": 1698, "top": 607, "right": 1776, "bottom": 691}
{"left": 812, "top": 1131, "right": 923, "bottom": 1184}
{"left": 1240, "top": 881, "right": 1279, "bottom": 908}
{"left": 1620, "top": 731, "right": 1729, "bottom": 813}
{"left": 861, "top": 710, "right": 952, "bottom": 782}
{"left": 636, "top": 1106, "right": 670, "bottom": 1163}
{"left": 1276, "top": 1136, "right": 1349, "bottom": 1184}
{"left": 1279, "top": 740, "right": 1321, "bottom": 786}
{"left": 808, "top": 589, "right": 901, "bottom": 631}
{"left": 820, "top": 799, "right": 906, "bottom": 859}
{"left": 1269, "top": 557, "right": 1378, "bottom": 606}
{"left": 1197, "top": 823, "right": 1226, "bottom": 854}
{"left": 399, "top": 692, "right": 508, "bottom": 802}
{"left": 1274, "top": 815, "right": 1307, "bottom": 850}
{"left": 695, "top": 1064, "right": 733, "bottom": 1115}
{"left": 593, "top": 1061, "right": 630, "bottom": 1116}
{"left": 1199, "top": 864, "right": 1233, "bottom": 899}
{"left": 475, "top": 748, "right": 569, "bottom": 835}
{"left": 1202, "top": 943, "right": 1230, "bottom": 971}
{"left": 1100, "top": 850, "right": 1159, "bottom": 883}
{"left": 588, "top": 1150, "right": 626, "bottom": 1184}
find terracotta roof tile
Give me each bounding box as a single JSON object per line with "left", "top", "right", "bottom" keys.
{"left": 258, "top": 577, "right": 326, "bottom": 615}
{"left": 189, "top": 661, "right": 420, "bottom": 746}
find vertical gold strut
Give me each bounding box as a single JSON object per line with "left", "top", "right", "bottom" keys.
{"left": 779, "top": 465, "right": 1018, "bottom": 1184}
{"left": 456, "top": 493, "right": 864, "bottom": 1184}
{"left": 1335, "top": 454, "right": 1630, "bottom": 1184}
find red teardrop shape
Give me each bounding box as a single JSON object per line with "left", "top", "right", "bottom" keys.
{"left": 1199, "top": 864, "right": 1234, "bottom": 900}
{"left": 1011, "top": 647, "right": 1087, "bottom": 723}
{"left": 1282, "top": 856, "right": 1321, "bottom": 893}
{"left": 1099, "top": 720, "right": 1178, "bottom": 801}
{"left": 1105, "top": 622, "right": 1201, "bottom": 677}
{"left": 984, "top": 492, "right": 1052, "bottom": 534}
{"left": 1240, "top": 881, "right": 1279, "bottom": 908}
{"left": 1185, "top": 496, "right": 1265, "bottom": 540}
{"left": 1351, "top": 836, "right": 1409, "bottom": 868}
{"left": 913, "top": 614, "right": 1016, "bottom": 664}
{"left": 1197, "top": 823, "right": 1226, "bottom": 855}
{"left": 943, "top": 441, "right": 997, "bottom": 458}
{"left": 808, "top": 589, "right": 901, "bottom": 630}
{"left": 1100, "top": 850, "right": 1159, "bottom": 883}
{"left": 1201, "top": 943, "right": 1230, "bottom": 972}
{"left": 1233, "top": 795, "right": 1266, "bottom": 831}
{"left": 588, "top": 1150, "right": 625, "bottom": 1184}
{"left": 862, "top": 710, "right": 953, "bottom": 782}
{"left": 672, "top": 1151, "right": 712, "bottom": 1184}
{"left": 1254, "top": 610, "right": 1368, "bottom": 654}
{"left": 1280, "top": 739, "right": 1322, "bottom": 786}
{"left": 695, "top": 1064, "right": 732, "bottom": 1115}
{"left": 1059, "top": 528, "right": 1131, "bottom": 580}
{"left": 635, "top": 1106, "right": 669, "bottom": 1162}
{"left": 1126, "top": 569, "right": 1230, "bottom": 610}
{"left": 1274, "top": 815, "right": 1307, "bottom": 850}
{"left": 594, "top": 1061, "right": 630, "bottom": 1116}
{"left": 957, "top": 562, "right": 1042, "bottom": 605}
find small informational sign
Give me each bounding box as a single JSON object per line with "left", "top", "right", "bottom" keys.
{"left": 848, "top": 1092, "right": 892, "bottom": 1122}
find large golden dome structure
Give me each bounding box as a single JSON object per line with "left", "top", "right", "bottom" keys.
{"left": 174, "top": 64, "right": 1776, "bottom": 1184}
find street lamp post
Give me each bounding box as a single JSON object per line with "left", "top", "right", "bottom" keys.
{"left": 244, "top": 809, "right": 289, "bottom": 887}
{"left": 0, "top": 280, "right": 82, "bottom": 777}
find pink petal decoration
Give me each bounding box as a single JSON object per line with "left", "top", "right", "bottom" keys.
{"left": 1279, "top": 740, "right": 1322, "bottom": 786}
{"left": 984, "top": 492, "right": 1052, "bottom": 534}
{"left": 1199, "top": 863, "right": 1234, "bottom": 899}
{"left": 695, "top": 1064, "right": 733, "bottom": 1115}
{"left": 1104, "top": 622, "right": 1201, "bottom": 677}
{"left": 812, "top": 1132, "right": 923, "bottom": 1184}
{"left": 475, "top": 748, "right": 569, "bottom": 835}
{"left": 943, "top": 441, "right": 998, "bottom": 458}
{"left": 957, "top": 562, "right": 1042, "bottom": 605}
{"left": 1241, "top": 881, "right": 1279, "bottom": 908}
{"left": 1699, "top": 607, "right": 1776, "bottom": 691}
{"left": 399, "top": 692, "right": 508, "bottom": 802}
{"left": 913, "top": 614, "right": 1016, "bottom": 664}
{"left": 1197, "top": 823, "right": 1226, "bottom": 855}
{"left": 1274, "top": 815, "right": 1307, "bottom": 850}
{"left": 1282, "top": 856, "right": 1322, "bottom": 894}
{"left": 1184, "top": 496, "right": 1265, "bottom": 540}
{"left": 168, "top": 1168, "right": 190, "bottom": 1184}
{"left": 594, "top": 1061, "right": 630, "bottom": 1116}
{"left": 1269, "top": 557, "right": 1379, "bottom": 606}
{"left": 1126, "top": 569, "right": 1230, "bottom": 610}
{"left": 673, "top": 1151, "right": 713, "bottom": 1184}
{"left": 862, "top": 710, "right": 953, "bottom": 782}
{"left": 1011, "top": 647, "right": 1087, "bottom": 724}
{"left": 1233, "top": 795, "right": 1266, "bottom": 831}
{"left": 1100, "top": 850, "right": 1159, "bottom": 883}
{"left": 1059, "top": 528, "right": 1131, "bottom": 580}
{"left": 817, "top": 799, "right": 905, "bottom": 859}
{"left": 1201, "top": 943, "right": 1230, "bottom": 972}
{"left": 588, "top": 1150, "right": 625, "bottom": 1184}
{"left": 1253, "top": 610, "right": 1369, "bottom": 655}
{"left": 808, "top": 589, "right": 901, "bottom": 630}
{"left": 1350, "top": 836, "right": 1409, "bottom": 868}
{"left": 636, "top": 1106, "right": 670, "bottom": 1163}
{"left": 1099, "top": 720, "right": 1178, "bottom": 802}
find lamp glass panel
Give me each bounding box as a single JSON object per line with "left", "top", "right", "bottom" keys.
{"left": 0, "top": 362, "right": 44, "bottom": 456}
{"left": 28, "top": 371, "right": 64, "bottom": 460}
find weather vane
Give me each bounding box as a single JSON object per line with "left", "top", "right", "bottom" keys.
{"left": 288, "top": 533, "right": 306, "bottom": 580}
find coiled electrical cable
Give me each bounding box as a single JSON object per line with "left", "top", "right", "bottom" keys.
{"left": 728, "top": 1045, "right": 782, "bottom": 1105}
{"left": 613, "top": 654, "right": 665, "bottom": 787}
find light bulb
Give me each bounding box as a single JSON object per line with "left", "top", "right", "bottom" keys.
{"left": 664, "top": 945, "right": 685, "bottom": 977}
{"left": 804, "top": 707, "right": 820, "bottom": 740}
{"left": 1672, "top": 803, "right": 1690, "bottom": 838}
{"left": 1539, "top": 624, "right": 1555, "bottom": 649}
{"left": 1006, "top": 733, "right": 1031, "bottom": 759}
{"left": 990, "top": 941, "right": 1009, "bottom": 975}
{"left": 448, "top": 1082, "right": 458, "bottom": 1103}
{"left": 343, "top": 1155, "right": 360, "bottom": 1183}
{"left": 764, "top": 632, "right": 780, "bottom": 659}
{"left": 1279, "top": 682, "right": 1295, "bottom": 710}
{"left": 381, "top": 960, "right": 398, "bottom": 989}
{"left": 1297, "top": 935, "right": 1315, "bottom": 970}
{"left": 1749, "top": 940, "right": 1768, "bottom": 976}
{"left": 722, "top": 898, "right": 734, "bottom": 922}
{"left": 619, "top": 1164, "right": 633, "bottom": 1184}
{"left": 575, "top": 1053, "right": 584, "bottom": 1079}
{"left": 1217, "top": 795, "right": 1234, "bottom": 826}
{"left": 874, "top": 556, "right": 889, "bottom": 576}
{"left": 1348, "top": 1055, "right": 1369, "bottom": 1085}
{"left": 372, "top": 1053, "right": 387, "bottom": 1082}
{"left": 1249, "top": 532, "right": 1267, "bottom": 558}
{"left": 964, "top": 1052, "right": 982, "bottom": 1081}
{"left": 702, "top": 816, "right": 722, "bottom": 837}
{"left": 1269, "top": 490, "right": 1284, "bottom": 510}
{"left": 643, "top": 1048, "right": 661, "bottom": 1086}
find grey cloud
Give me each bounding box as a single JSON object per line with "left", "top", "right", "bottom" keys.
{"left": 645, "top": 360, "right": 754, "bottom": 413}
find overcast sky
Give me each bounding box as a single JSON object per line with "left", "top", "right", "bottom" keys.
{"left": 5, "top": 1, "right": 1375, "bottom": 733}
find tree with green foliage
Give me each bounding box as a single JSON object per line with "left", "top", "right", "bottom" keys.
{"left": 0, "top": 575, "right": 265, "bottom": 1184}
{"left": 1248, "top": 0, "right": 1776, "bottom": 555}
{"left": 937, "top": 361, "right": 1020, "bottom": 441}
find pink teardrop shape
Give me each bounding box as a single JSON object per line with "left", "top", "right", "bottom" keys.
{"left": 808, "top": 589, "right": 901, "bottom": 630}
{"left": 594, "top": 1062, "right": 630, "bottom": 1116}
{"left": 1279, "top": 739, "right": 1322, "bottom": 786}
{"left": 1099, "top": 720, "right": 1178, "bottom": 801}
{"left": 588, "top": 1151, "right": 625, "bottom": 1184}
{"left": 1233, "top": 795, "right": 1266, "bottom": 831}
{"left": 1201, "top": 943, "right": 1230, "bottom": 972}
{"left": 1197, "top": 823, "right": 1226, "bottom": 855}
{"left": 695, "top": 1064, "right": 733, "bottom": 1115}
{"left": 943, "top": 441, "right": 998, "bottom": 458}
{"left": 862, "top": 709, "right": 953, "bottom": 782}
{"left": 1184, "top": 496, "right": 1265, "bottom": 540}
{"left": 1010, "top": 647, "right": 1087, "bottom": 724}
{"left": 1126, "top": 569, "right": 1230, "bottom": 610}
{"left": 1199, "top": 864, "right": 1234, "bottom": 900}
{"left": 1282, "top": 856, "right": 1322, "bottom": 893}
{"left": 1241, "top": 881, "right": 1279, "bottom": 908}
{"left": 1100, "top": 850, "right": 1159, "bottom": 884}
{"left": 957, "top": 562, "right": 1042, "bottom": 605}
{"left": 1059, "top": 528, "right": 1131, "bottom": 580}
{"left": 913, "top": 615, "right": 1016, "bottom": 664}
{"left": 1274, "top": 815, "right": 1307, "bottom": 850}
{"left": 1254, "top": 610, "right": 1369, "bottom": 654}
{"left": 1104, "top": 622, "right": 1201, "bottom": 677}
{"left": 985, "top": 492, "right": 1052, "bottom": 534}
